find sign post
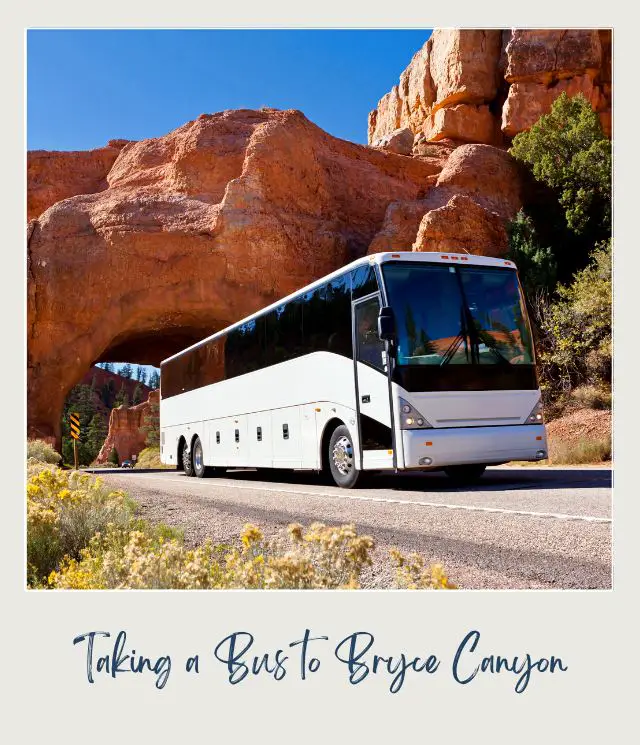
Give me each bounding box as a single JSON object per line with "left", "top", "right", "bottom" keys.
{"left": 69, "top": 412, "right": 80, "bottom": 470}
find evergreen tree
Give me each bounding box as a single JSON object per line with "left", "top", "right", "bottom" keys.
{"left": 139, "top": 368, "right": 148, "bottom": 386}
{"left": 141, "top": 397, "right": 160, "bottom": 447}
{"left": 109, "top": 447, "right": 120, "bottom": 466}
{"left": 86, "top": 413, "right": 108, "bottom": 463}
{"left": 103, "top": 362, "right": 113, "bottom": 373}
{"left": 507, "top": 211, "right": 557, "bottom": 297}
{"left": 61, "top": 383, "right": 100, "bottom": 466}
{"left": 149, "top": 370, "right": 160, "bottom": 389}
{"left": 132, "top": 383, "right": 143, "bottom": 405}
{"left": 510, "top": 93, "right": 611, "bottom": 248}
{"left": 114, "top": 385, "right": 129, "bottom": 408}
{"left": 119, "top": 363, "right": 133, "bottom": 379}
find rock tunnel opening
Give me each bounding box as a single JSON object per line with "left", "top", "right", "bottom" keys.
{"left": 55, "top": 324, "right": 226, "bottom": 464}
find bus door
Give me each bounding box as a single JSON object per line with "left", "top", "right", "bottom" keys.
{"left": 352, "top": 293, "right": 395, "bottom": 470}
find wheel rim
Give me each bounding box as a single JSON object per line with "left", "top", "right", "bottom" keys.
{"left": 332, "top": 436, "right": 354, "bottom": 476}
{"left": 194, "top": 443, "right": 203, "bottom": 471}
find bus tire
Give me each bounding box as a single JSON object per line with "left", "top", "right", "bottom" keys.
{"left": 328, "top": 425, "right": 361, "bottom": 489}
{"left": 182, "top": 441, "right": 194, "bottom": 477}
{"left": 444, "top": 464, "right": 486, "bottom": 485}
{"left": 192, "top": 436, "right": 207, "bottom": 478}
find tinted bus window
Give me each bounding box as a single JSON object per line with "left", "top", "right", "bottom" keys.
{"left": 325, "top": 273, "right": 352, "bottom": 357}
{"left": 351, "top": 263, "right": 379, "bottom": 299}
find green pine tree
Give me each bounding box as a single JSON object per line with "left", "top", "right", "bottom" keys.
{"left": 132, "top": 383, "right": 143, "bottom": 405}
{"left": 141, "top": 397, "right": 160, "bottom": 448}
{"left": 114, "top": 385, "right": 129, "bottom": 408}
{"left": 108, "top": 447, "right": 120, "bottom": 466}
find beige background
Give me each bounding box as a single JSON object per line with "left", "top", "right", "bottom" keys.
{"left": 5, "top": 3, "right": 637, "bottom": 741}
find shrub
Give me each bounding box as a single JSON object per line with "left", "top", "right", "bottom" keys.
{"left": 533, "top": 241, "right": 611, "bottom": 409}
{"left": 108, "top": 447, "right": 119, "bottom": 466}
{"left": 570, "top": 384, "right": 612, "bottom": 411}
{"left": 134, "top": 447, "right": 172, "bottom": 469}
{"left": 549, "top": 436, "right": 612, "bottom": 465}
{"left": 510, "top": 92, "right": 611, "bottom": 238}
{"left": 507, "top": 210, "right": 557, "bottom": 296}
{"left": 27, "top": 439, "right": 61, "bottom": 465}
{"left": 27, "top": 468, "right": 134, "bottom": 585}
{"left": 48, "top": 520, "right": 455, "bottom": 591}
{"left": 390, "top": 550, "right": 457, "bottom": 589}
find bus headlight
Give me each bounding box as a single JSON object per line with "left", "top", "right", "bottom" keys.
{"left": 526, "top": 400, "right": 544, "bottom": 424}
{"left": 398, "top": 398, "right": 432, "bottom": 429}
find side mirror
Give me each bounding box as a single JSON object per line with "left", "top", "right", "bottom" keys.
{"left": 378, "top": 306, "right": 396, "bottom": 341}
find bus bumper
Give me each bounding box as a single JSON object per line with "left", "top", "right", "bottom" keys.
{"left": 400, "top": 425, "right": 548, "bottom": 469}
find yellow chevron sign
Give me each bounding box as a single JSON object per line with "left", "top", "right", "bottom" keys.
{"left": 69, "top": 412, "right": 80, "bottom": 440}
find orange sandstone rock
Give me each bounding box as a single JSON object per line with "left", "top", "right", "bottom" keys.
{"left": 504, "top": 30, "right": 602, "bottom": 84}
{"left": 412, "top": 194, "right": 508, "bottom": 257}
{"left": 96, "top": 390, "right": 159, "bottom": 464}
{"left": 27, "top": 109, "right": 441, "bottom": 444}
{"left": 27, "top": 140, "right": 130, "bottom": 221}
{"left": 368, "top": 144, "right": 521, "bottom": 257}
{"left": 502, "top": 75, "right": 607, "bottom": 136}
{"left": 368, "top": 28, "right": 612, "bottom": 144}
{"left": 429, "top": 30, "right": 502, "bottom": 112}
{"left": 423, "top": 104, "right": 497, "bottom": 144}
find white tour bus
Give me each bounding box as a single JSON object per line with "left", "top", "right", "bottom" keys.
{"left": 160, "top": 251, "right": 547, "bottom": 488}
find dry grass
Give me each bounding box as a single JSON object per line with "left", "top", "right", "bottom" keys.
{"left": 134, "top": 447, "right": 172, "bottom": 469}
{"left": 548, "top": 436, "right": 611, "bottom": 465}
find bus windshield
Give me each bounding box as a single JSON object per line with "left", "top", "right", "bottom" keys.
{"left": 381, "top": 262, "right": 534, "bottom": 367}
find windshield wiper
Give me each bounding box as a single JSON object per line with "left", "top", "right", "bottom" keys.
{"left": 473, "top": 325, "right": 512, "bottom": 366}
{"left": 440, "top": 307, "right": 470, "bottom": 366}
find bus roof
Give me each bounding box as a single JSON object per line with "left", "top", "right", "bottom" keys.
{"left": 161, "top": 251, "right": 518, "bottom": 365}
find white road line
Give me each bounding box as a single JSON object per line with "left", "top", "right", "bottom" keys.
{"left": 114, "top": 473, "right": 611, "bottom": 524}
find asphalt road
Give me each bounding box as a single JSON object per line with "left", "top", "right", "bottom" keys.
{"left": 93, "top": 466, "right": 612, "bottom": 590}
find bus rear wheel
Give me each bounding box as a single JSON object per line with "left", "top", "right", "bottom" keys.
{"left": 182, "top": 442, "right": 194, "bottom": 477}
{"left": 444, "top": 464, "right": 486, "bottom": 485}
{"left": 328, "top": 425, "right": 361, "bottom": 489}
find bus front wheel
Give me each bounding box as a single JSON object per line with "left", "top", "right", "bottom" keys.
{"left": 192, "top": 437, "right": 207, "bottom": 478}
{"left": 328, "top": 425, "right": 361, "bottom": 489}
{"left": 444, "top": 464, "right": 486, "bottom": 485}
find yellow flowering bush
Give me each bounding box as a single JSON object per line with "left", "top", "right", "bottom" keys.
{"left": 50, "top": 522, "right": 374, "bottom": 590}
{"left": 27, "top": 460, "right": 454, "bottom": 590}
{"left": 27, "top": 467, "right": 134, "bottom": 585}
{"left": 390, "top": 549, "right": 456, "bottom": 589}
{"left": 48, "top": 521, "right": 455, "bottom": 590}
{"left": 27, "top": 438, "right": 62, "bottom": 465}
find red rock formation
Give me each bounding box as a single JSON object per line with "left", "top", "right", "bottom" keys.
{"left": 412, "top": 195, "right": 508, "bottom": 256}
{"left": 96, "top": 390, "right": 159, "bottom": 464}
{"left": 27, "top": 109, "right": 442, "bottom": 444}
{"left": 368, "top": 144, "right": 522, "bottom": 256}
{"left": 27, "top": 140, "right": 130, "bottom": 220}
{"left": 368, "top": 28, "right": 612, "bottom": 145}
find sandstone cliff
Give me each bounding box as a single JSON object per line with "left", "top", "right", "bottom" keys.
{"left": 96, "top": 390, "right": 159, "bottom": 464}
{"left": 27, "top": 140, "right": 131, "bottom": 221}
{"left": 28, "top": 108, "right": 443, "bottom": 443}
{"left": 368, "top": 29, "right": 612, "bottom": 148}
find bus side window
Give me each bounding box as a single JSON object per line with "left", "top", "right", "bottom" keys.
{"left": 351, "top": 264, "right": 379, "bottom": 300}
{"left": 324, "top": 274, "right": 352, "bottom": 357}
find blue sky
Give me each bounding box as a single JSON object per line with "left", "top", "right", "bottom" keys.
{"left": 27, "top": 29, "right": 431, "bottom": 150}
